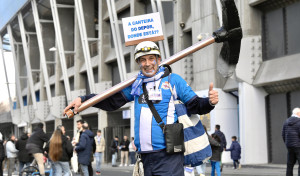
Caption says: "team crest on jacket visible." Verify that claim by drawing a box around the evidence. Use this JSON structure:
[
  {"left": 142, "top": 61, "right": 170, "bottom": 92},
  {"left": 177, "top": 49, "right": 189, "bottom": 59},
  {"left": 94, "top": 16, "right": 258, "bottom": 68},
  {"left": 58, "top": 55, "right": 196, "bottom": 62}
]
[{"left": 161, "top": 81, "right": 170, "bottom": 89}]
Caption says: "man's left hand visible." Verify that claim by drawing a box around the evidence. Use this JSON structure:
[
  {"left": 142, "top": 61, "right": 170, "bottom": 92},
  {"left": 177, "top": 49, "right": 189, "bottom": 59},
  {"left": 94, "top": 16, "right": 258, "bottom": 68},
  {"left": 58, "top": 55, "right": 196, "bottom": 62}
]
[{"left": 209, "top": 82, "right": 219, "bottom": 105}]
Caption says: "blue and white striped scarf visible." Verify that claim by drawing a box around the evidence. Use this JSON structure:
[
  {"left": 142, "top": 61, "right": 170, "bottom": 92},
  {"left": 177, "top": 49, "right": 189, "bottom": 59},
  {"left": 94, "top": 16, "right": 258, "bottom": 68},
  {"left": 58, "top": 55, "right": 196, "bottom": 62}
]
[{"left": 131, "top": 66, "right": 165, "bottom": 96}]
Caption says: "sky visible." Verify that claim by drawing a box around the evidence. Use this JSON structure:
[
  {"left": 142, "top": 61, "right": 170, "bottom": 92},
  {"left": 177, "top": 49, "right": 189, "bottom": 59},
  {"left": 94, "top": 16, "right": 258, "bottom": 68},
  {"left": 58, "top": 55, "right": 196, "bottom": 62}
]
[{"left": 0, "top": 51, "right": 16, "bottom": 103}]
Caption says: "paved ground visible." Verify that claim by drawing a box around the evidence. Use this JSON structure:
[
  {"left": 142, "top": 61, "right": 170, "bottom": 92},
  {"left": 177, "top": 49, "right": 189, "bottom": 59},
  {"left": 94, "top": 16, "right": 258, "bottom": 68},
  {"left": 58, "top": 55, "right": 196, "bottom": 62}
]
[{"left": 3, "top": 162, "right": 298, "bottom": 176}]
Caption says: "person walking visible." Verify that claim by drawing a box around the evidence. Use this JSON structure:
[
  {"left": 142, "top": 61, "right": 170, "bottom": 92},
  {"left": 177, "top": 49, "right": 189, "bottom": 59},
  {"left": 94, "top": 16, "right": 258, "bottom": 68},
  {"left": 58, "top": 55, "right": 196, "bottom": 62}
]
[
  {"left": 26, "top": 123, "right": 49, "bottom": 176},
  {"left": 75, "top": 124, "right": 94, "bottom": 176},
  {"left": 111, "top": 136, "right": 119, "bottom": 167},
  {"left": 94, "top": 130, "right": 105, "bottom": 175},
  {"left": 6, "top": 134, "right": 18, "bottom": 176},
  {"left": 213, "top": 124, "right": 226, "bottom": 171},
  {"left": 225, "top": 136, "right": 241, "bottom": 169},
  {"left": 282, "top": 107, "right": 300, "bottom": 176},
  {"left": 64, "top": 41, "right": 218, "bottom": 175},
  {"left": 129, "top": 137, "right": 136, "bottom": 166},
  {"left": 210, "top": 134, "right": 222, "bottom": 176},
  {"left": 0, "top": 132, "right": 5, "bottom": 176},
  {"left": 119, "top": 136, "right": 129, "bottom": 167},
  {"left": 46, "top": 128, "right": 73, "bottom": 176},
  {"left": 16, "top": 132, "right": 33, "bottom": 176}
]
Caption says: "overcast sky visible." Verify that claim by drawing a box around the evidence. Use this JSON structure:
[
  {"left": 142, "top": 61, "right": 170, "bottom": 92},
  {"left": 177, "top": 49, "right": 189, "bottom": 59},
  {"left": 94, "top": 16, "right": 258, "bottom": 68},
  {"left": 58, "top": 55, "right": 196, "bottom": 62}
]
[{"left": 0, "top": 51, "right": 16, "bottom": 104}]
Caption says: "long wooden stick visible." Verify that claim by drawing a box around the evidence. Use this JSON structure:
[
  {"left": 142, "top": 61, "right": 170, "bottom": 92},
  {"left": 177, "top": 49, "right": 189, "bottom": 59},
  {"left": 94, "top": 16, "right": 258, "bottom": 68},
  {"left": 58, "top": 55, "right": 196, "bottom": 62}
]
[{"left": 65, "top": 37, "right": 215, "bottom": 118}]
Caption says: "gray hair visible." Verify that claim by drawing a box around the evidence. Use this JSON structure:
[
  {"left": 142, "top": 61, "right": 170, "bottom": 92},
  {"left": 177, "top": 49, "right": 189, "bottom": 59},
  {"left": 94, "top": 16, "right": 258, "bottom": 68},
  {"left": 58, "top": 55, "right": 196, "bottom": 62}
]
[{"left": 292, "top": 108, "right": 300, "bottom": 116}]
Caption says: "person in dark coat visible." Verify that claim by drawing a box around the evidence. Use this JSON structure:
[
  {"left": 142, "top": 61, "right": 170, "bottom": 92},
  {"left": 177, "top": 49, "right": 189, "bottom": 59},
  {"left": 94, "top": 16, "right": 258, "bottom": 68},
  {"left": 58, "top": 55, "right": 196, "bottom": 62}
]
[
  {"left": 0, "top": 132, "right": 5, "bottom": 176},
  {"left": 16, "top": 132, "right": 33, "bottom": 176},
  {"left": 210, "top": 134, "right": 221, "bottom": 176},
  {"left": 26, "top": 123, "right": 49, "bottom": 176},
  {"left": 110, "top": 136, "right": 119, "bottom": 167},
  {"left": 119, "top": 135, "right": 130, "bottom": 167},
  {"left": 225, "top": 136, "right": 241, "bottom": 169},
  {"left": 213, "top": 124, "right": 227, "bottom": 171},
  {"left": 282, "top": 107, "right": 300, "bottom": 176},
  {"left": 75, "top": 124, "right": 94, "bottom": 176}
]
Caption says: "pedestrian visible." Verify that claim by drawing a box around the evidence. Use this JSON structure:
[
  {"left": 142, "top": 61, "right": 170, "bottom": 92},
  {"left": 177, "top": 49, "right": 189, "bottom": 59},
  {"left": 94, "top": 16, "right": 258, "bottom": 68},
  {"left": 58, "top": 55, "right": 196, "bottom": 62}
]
[
  {"left": 282, "top": 107, "right": 300, "bottom": 176},
  {"left": 111, "top": 136, "right": 119, "bottom": 167},
  {"left": 129, "top": 137, "right": 136, "bottom": 166},
  {"left": 64, "top": 41, "right": 218, "bottom": 175},
  {"left": 16, "top": 132, "right": 33, "bottom": 176},
  {"left": 195, "top": 125, "right": 210, "bottom": 176},
  {"left": 71, "top": 120, "right": 84, "bottom": 173},
  {"left": 0, "top": 132, "right": 5, "bottom": 176},
  {"left": 26, "top": 123, "right": 49, "bottom": 176},
  {"left": 94, "top": 130, "right": 105, "bottom": 175},
  {"left": 225, "top": 136, "right": 241, "bottom": 170},
  {"left": 46, "top": 128, "right": 73, "bottom": 176},
  {"left": 75, "top": 124, "right": 94, "bottom": 176},
  {"left": 119, "top": 135, "right": 129, "bottom": 167},
  {"left": 83, "top": 122, "right": 96, "bottom": 176},
  {"left": 213, "top": 124, "right": 226, "bottom": 171},
  {"left": 6, "top": 134, "right": 18, "bottom": 176},
  {"left": 210, "top": 134, "right": 222, "bottom": 176}
]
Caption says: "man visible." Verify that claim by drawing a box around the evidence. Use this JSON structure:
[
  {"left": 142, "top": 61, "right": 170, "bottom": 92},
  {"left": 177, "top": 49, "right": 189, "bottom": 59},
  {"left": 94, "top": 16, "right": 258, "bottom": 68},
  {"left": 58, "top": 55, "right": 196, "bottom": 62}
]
[
  {"left": 72, "top": 120, "right": 84, "bottom": 146},
  {"left": 75, "top": 124, "right": 94, "bottom": 176},
  {"left": 64, "top": 41, "right": 218, "bottom": 175},
  {"left": 94, "top": 130, "right": 105, "bottom": 175},
  {"left": 6, "top": 134, "right": 18, "bottom": 176},
  {"left": 282, "top": 107, "right": 300, "bottom": 176},
  {"left": 26, "top": 123, "right": 49, "bottom": 176},
  {"left": 16, "top": 132, "right": 33, "bottom": 176},
  {"left": 111, "top": 136, "right": 119, "bottom": 167},
  {"left": 213, "top": 124, "right": 227, "bottom": 171},
  {"left": 119, "top": 136, "right": 129, "bottom": 167}
]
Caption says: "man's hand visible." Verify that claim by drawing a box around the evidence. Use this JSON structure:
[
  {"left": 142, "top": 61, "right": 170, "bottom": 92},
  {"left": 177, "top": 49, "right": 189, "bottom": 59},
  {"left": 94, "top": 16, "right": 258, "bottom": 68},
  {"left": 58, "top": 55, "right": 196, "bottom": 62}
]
[
  {"left": 209, "top": 82, "right": 219, "bottom": 105},
  {"left": 63, "top": 97, "right": 82, "bottom": 116}
]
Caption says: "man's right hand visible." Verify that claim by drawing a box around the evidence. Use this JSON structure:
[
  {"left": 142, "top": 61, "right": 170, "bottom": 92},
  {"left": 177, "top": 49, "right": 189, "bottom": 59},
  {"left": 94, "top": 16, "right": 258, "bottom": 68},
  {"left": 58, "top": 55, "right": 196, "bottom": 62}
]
[{"left": 63, "top": 97, "right": 82, "bottom": 116}]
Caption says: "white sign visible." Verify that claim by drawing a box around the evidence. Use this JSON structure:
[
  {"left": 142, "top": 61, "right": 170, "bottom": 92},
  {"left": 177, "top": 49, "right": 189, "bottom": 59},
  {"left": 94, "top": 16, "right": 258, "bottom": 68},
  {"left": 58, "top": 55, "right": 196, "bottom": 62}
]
[
  {"left": 122, "top": 109, "right": 131, "bottom": 119},
  {"left": 122, "top": 12, "right": 164, "bottom": 46}
]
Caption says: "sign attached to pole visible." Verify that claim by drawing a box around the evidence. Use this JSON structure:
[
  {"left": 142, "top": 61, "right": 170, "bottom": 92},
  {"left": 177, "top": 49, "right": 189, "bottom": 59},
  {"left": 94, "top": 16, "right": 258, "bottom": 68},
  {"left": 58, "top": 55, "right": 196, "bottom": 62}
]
[{"left": 122, "top": 12, "right": 164, "bottom": 46}]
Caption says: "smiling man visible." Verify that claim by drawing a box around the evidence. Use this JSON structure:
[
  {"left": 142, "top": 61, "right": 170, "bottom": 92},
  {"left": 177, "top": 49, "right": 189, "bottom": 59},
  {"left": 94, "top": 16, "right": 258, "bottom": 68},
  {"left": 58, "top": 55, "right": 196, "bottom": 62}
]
[{"left": 64, "top": 41, "right": 218, "bottom": 176}]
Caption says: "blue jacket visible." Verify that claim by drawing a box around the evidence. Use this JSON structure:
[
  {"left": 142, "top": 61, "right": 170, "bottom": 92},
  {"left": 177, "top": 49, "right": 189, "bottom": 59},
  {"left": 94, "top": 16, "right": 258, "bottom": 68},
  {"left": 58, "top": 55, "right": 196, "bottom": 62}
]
[
  {"left": 81, "top": 71, "right": 214, "bottom": 153},
  {"left": 226, "top": 141, "right": 241, "bottom": 160},
  {"left": 75, "top": 130, "right": 94, "bottom": 165},
  {"left": 282, "top": 116, "right": 300, "bottom": 148},
  {"left": 214, "top": 130, "right": 227, "bottom": 150}
]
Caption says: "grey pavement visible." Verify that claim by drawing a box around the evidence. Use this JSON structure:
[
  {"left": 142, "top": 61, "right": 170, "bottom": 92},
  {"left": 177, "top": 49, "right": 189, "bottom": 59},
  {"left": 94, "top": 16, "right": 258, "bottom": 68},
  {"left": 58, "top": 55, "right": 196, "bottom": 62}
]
[{"left": 3, "top": 162, "right": 299, "bottom": 176}]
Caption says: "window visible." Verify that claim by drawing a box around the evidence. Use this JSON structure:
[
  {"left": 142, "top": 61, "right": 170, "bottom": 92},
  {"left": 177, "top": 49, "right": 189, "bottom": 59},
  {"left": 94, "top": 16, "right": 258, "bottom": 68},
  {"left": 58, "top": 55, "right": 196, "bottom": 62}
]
[{"left": 262, "top": 1, "right": 300, "bottom": 60}]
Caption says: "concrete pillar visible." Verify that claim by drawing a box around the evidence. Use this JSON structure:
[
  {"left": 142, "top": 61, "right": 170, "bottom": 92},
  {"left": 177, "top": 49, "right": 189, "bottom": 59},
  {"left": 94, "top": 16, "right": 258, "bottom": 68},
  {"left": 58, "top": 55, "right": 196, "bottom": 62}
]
[
  {"left": 55, "top": 118, "right": 62, "bottom": 128},
  {"left": 98, "top": 110, "right": 108, "bottom": 134},
  {"left": 74, "top": 13, "right": 85, "bottom": 90},
  {"left": 130, "top": 0, "right": 145, "bottom": 72},
  {"left": 191, "top": 0, "right": 225, "bottom": 90},
  {"left": 98, "top": 0, "right": 112, "bottom": 82},
  {"left": 197, "top": 88, "right": 239, "bottom": 163},
  {"left": 238, "top": 82, "right": 268, "bottom": 164}
]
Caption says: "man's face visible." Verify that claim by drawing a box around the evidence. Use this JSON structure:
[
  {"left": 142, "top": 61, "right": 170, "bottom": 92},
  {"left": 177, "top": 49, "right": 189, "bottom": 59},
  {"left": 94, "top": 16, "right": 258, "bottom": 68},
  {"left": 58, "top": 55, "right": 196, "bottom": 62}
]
[
  {"left": 61, "top": 126, "right": 66, "bottom": 135},
  {"left": 77, "top": 122, "right": 82, "bottom": 130},
  {"left": 124, "top": 136, "right": 128, "bottom": 141},
  {"left": 11, "top": 135, "right": 15, "bottom": 141},
  {"left": 97, "top": 132, "right": 101, "bottom": 137},
  {"left": 138, "top": 54, "right": 161, "bottom": 77}
]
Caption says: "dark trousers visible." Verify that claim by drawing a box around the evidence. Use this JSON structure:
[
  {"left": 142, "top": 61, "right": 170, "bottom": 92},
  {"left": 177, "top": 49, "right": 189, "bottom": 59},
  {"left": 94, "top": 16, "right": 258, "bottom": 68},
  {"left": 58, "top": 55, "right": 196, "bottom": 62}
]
[
  {"left": 0, "top": 158, "right": 3, "bottom": 176},
  {"left": 233, "top": 160, "right": 239, "bottom": 169},
  {"left": 129, "top": 152, "right": 136, "bottom": 164},
  {"left": 286, "top": 147, "right": 300, "bottom": 176},
  {"left": 88, "top": 163, "right": 93, "bottom": 176},
  {"left": 141, "top": 150, "right": 184, "bottom": 176}
]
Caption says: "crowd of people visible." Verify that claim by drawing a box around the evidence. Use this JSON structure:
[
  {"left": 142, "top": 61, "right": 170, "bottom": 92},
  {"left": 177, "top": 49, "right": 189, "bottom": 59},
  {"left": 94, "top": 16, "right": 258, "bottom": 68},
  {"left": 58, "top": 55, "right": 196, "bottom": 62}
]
[
  {"left": 0, "top": 123, "right": 242, "bottom": 176},
  {"left": 0, "top": 120, "right": 138, "bottom": 176}
]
